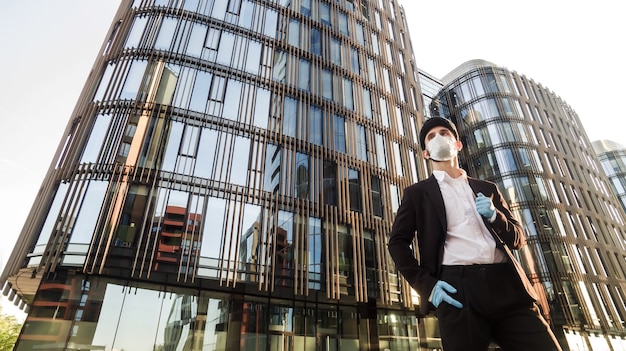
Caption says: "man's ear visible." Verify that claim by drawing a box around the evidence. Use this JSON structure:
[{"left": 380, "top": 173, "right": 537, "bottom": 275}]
[
  {"left": 422, "top": 149, "right": 430, "bottom": 159},
  {"left": 456, "top": 140, "right": 463, "bottom": 151}
]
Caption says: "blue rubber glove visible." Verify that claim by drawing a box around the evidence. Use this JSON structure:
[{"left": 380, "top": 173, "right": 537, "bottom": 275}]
[
  {"left": 430, "top": 280, "right": 463, "bottom": 308},
  {"left": 476, "top": 192, "right": 496, "bottom": 220}
]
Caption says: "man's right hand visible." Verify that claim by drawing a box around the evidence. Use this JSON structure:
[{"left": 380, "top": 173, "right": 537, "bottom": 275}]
[{"left": 430, "top": 280, "right": 463, "bottom": 308}]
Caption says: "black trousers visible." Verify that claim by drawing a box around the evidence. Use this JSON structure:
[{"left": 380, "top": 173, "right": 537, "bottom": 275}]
[{"left": 436, "top": 263, "right": 562, "bottom": 351}]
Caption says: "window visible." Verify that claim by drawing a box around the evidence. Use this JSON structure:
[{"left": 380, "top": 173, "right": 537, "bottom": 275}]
[
  {"left": 334, "top": 115, "right": 346, "bottom": 153},
  {"left": 348, "top": 168, "right": 361, "bottom": 212},
  {"left": 189, "top": 70, "right": 212, "bottom": 112},
  {"left": 253, "top": 88, "right": 270, "bottom": 128},
  {"left": 120, "top": 60, "right": 148, "bottom": 100},
  {"left": 350, "top": 46, "right": 360, "bottom": 74},
  {"left": 367, "top": 57, "right": 376, "bottom": 84},
  {"left": 382, "top": 68, "right": 391, "bottom": 93},
  {"left": 360, "top": 0, "right": 369, "bottom": 18},
  {"left": 337, "top": 224, "right": 353, "bottom": 278},
  {"left": 397, "top": 76, "right": 406, "bottom": 102},
  {"left": 371, "top": 176, "right": 383, "bottom": 217},
  {"left": 355, "top": 123, "right": 367, "bottom": 161},
  {"left": 343, "top": 77, "right": 353, "bottom": 110},
  {"left": 339, "top": 11, "right": 349, "bottom": 35},
  {"left": 363, "top": 230, "right": 378, "bottom": 297},
  {"left": 322, "top": 69, "right": 333, "bottom": 100},
  {"left": 70, "top": 181, "right": 108, "bottom": 245},
  {"left": 319, "top": 2, "right": 330, "bottom": 26},
  {"left": 194, "top": 128, "right": 218, "bottom": 178},
  {"left": 371, "top": 32, "right": 379, "bottom": 55},
  {"left": 308, "top": 217, "right": 323, "bottom": 289},
  {"left": 229, "top": 136, "right": 250, "bottom": 186},
  {"left": 207, "top": 75, "right": 226, "bottom": 114},
  {"left": 264, "top": 8, "right": 278, "bottom": 38},
  {"left": 114, "top": 185, "right": 151, "bottom": 247},
  {"left": 223, "top": 79, "right": 242, "bottom": 121},
  {"left": 186, "top": 23, "right": 207, "bottom": 58},
  {"left": 355, "top": 21, "right": 364, "bottom": 46},
  {"left": 310, "top": 105, "right": 322, "bottom": 145},
  {"left": 217, "top": 32, "right": 236, "bottom": 65},
  {"left": 301, "top": 0, "right": 311, "bottom": 16},
  {"left": 179, "top": 125, "right": 200, "bottom": 158},
  {"left": 273, "top": 50, "right": 287, "bottom": 82},
  {"left": 362, "top": 88, "right": 372, "bottom": 119},
  {"left": 331, "top": 37, "right": 341, "bottom": 66},
  {"left": 295, "top": 153, "right": 309, "bottom": 199},
  {"left": 155, "top": 17, "right": 177, "bottom": 50},
  {"left": 311, "top": 28, "right": 321, "bottom": 56},
  {"left": 118, "top": 142, "right": 131, "bottom": 158},
  {"left": 324, "top": 160, "right": 337, "bottom": 206},
  {"left": 283, "top": 97, "right": 297, "bottom": 137},
  {"left": 494, "top": 148, "right": 516, "bottom": 174},
  {"left": 379, "top": 97, "right": 389, "bottom": 128},
  {"left": 375, "top": 133, "right": 386, "bottom": 170},
  {"left": 244, "top": 39, "right": 262, "bottom": 74},
  {"left": 393, "top": 142, "right": 403, "bottom": 177},
  {"left": 274, "top": 210, "right": 297, "bottom": 283},
  {"left": 80, "top": 114, "right": 111, "bottom": 163},
  {"left": 263, "top": 144, "right": 281, "bottom": 193},
  {"left": 203, "top": 27, "right": 221, "bottom": 61},
  {"left": 394, "top": 106, "right": 404, "bottom": 136},
  {"left": 298, "top": 58, "right": 311, "bottom": 90},
  {"left": 385, "top": 42, "right": 393, "bottom": 64},
  {"left": 125, "top": 16, "right": 148, "bottom": 49},
  {"left": 288, "top": 18, "right": 300, "bottom": 47}
]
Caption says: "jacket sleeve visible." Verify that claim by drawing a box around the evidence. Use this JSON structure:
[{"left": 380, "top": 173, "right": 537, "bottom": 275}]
[
  {"left": 387, "top": 187, "right": 438, "bottom": 301},
  {"left": 488, "top": 183, "right": 526, "bottom": 250}
]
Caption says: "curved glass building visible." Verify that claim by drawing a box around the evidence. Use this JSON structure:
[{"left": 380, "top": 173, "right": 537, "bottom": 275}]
[
  {"left": 594, "top": 140, "right": 626, "bottom": 214},
  {"left": 432, "top": 60, "right": 626, "bottom": 350},
  {"left": 1, "top": 0, "right": 433, "bottom": 350}
]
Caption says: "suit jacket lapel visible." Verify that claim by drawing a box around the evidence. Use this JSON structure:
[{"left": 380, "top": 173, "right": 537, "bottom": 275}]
[
  {"left": 424, "top": 175, "right": 447, "bottom": 230},
  {"left": 467, "top": 178, "right": 484, "bottom": 197}
]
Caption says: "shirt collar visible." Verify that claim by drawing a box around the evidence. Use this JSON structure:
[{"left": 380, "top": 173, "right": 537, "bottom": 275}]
[{"left": 433, "top": 169, "right": 468, "bottom": 183}]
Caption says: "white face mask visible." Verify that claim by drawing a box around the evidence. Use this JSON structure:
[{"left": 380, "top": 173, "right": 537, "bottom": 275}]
[{"left": 426, "top": 134, "right": 458, "bottom": 161}]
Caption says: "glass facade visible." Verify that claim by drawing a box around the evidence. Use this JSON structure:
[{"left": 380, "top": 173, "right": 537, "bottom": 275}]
[
  {"left": 417, "top": 70, "right": 441, "bottom": 119},
  {"left": 431, "top": 60, "right": 626, "bottom": 350},
  {"left": 1, "top": 0, "right": 437, "bottom": 350},
  {"left": 594, "top": 140, "right": 626, "bottom": 214},
  {"left": 15, "top": 272, "right": 424, "bottom": 351}
]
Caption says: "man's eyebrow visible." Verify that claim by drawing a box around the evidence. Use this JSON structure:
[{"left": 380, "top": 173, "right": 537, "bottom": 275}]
[{"left": 427, "top": 129, "right": 445, "bottom": 137}]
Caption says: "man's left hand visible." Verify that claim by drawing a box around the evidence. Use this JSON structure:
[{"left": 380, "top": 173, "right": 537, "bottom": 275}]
[{"left": 476, "top": 192, "right": 496, "bottom": 220}]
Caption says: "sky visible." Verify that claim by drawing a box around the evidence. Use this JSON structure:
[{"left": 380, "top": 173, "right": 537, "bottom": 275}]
[{"left": 1, "top": 1, "right": 625, "bottom": 319}]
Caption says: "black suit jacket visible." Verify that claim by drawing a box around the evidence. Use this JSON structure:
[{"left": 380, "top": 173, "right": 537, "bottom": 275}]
[{"left": 388, "top": 174, "right": 537, "bottom": 315}]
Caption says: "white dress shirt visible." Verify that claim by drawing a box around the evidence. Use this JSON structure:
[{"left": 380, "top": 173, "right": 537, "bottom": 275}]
[{"left": 433, "top": 170, "right": 507, "bottom": 265}]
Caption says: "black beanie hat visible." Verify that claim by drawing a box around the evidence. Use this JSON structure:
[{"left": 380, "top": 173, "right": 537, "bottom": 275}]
[{"left": 418, "top": 117, "right": 459, "bottom": 150}]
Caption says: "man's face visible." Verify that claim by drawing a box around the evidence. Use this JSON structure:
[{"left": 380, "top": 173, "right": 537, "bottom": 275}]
[
  {"left": 424, "top": 126, "right": 456, "bottom": 148},
  {"left": 422, "top": 126, "right": 462, "bottom": 160}
]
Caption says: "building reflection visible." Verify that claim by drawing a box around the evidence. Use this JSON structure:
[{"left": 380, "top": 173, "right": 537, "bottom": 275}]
[{"left": 15, "top": 273, "right": 423, "bottom": 351}]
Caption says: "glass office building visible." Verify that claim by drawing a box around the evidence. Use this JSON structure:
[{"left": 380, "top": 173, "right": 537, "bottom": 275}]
[
  {"left": 431, "top": 60, "right": 626, "bottom": 350},
  {"left": 416, "top": 69, "right": 442, "bottom": 120},
  {"left": 1, "top": 0, "right": 435, "bottom": 350},
  {"left": 594, "top": 140, "right": 626, "bottom": 214}
]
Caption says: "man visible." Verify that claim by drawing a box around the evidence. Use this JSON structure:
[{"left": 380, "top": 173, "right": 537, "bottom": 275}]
[{"left": 388, "top": 117, "right": 561, "bottom": 350}]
